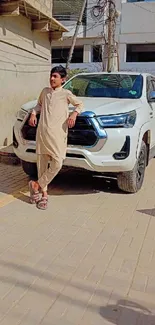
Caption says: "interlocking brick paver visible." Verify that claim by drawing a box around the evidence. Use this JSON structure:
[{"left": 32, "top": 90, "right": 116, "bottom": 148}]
[{"left": 1, "top": 161, "right": 155, "bottom": 324}]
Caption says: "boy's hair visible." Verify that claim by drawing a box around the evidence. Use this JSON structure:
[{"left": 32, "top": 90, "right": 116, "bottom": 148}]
[{"left": 50, "top": 65, "right": 67, "bottom": 78}]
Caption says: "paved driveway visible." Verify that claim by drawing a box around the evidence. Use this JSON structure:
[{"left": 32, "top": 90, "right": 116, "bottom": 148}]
[{"left": 0, "top": 161, "right": 155, "bottom": 324}]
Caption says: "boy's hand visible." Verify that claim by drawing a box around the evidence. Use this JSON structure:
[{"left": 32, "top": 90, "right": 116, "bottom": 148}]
[
  {"left": 68, "top": 111, "right": 78, "bottom": 128},
  {"left": 29, "top": 113, "right": 37, "bottom": 127}
]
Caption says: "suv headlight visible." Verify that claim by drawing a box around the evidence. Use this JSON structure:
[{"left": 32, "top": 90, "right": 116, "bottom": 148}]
[
  {"left": 17, "top": 109, "right": 27, "bottom": 121},
  {"left": 97, "top": 110, "right": 136, "bottom": 128}
]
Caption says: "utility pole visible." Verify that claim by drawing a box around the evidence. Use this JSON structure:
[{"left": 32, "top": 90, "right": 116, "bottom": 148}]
[
  {"left": 91, "top": 0, "right": 119, "bottom": 72},
  {"left": 66, "top": 0, "right": 87, "bottom": 71},
  {"left": 105, "top": 0, "right": 118, "bottom": 72},
  {"left": 107, "top": 1, "right": 113, "bottom": 71}
]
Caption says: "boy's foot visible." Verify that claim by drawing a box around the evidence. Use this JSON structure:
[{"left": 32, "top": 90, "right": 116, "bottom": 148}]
[
  {"left": 29, "top": 181, "right": 40, "bottom": 204},
  {"left": 37, "top": 196, "right": 48, "bottom": 210}
]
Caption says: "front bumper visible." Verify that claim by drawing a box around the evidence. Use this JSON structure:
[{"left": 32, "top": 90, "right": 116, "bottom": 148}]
[
  {"left": 13, "top": 119, "right": 140, "bottom": 173},
  {"left": 64, "top": 128, "right": 139, "bottom": 172}
]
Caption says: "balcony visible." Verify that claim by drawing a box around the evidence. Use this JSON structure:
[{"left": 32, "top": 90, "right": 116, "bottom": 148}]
[{"left": 53, "top": 0, "right": 86, "bottom": 37}]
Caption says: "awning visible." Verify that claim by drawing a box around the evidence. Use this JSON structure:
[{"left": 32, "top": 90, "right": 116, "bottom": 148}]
[{"left": 0, "top": 0, "right": 68, "bottom": 33}]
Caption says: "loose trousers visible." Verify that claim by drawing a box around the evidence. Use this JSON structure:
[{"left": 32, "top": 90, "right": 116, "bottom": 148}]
[{"left": 37, "top": 154, "right": 63, "bottom": 192}]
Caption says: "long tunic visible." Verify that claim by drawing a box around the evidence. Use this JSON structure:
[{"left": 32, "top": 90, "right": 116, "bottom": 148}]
[{"left": 32, "top": 87, "right": 83, "bottom": 160}]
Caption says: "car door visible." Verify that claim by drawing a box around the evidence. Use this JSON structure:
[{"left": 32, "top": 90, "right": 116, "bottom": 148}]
[{"left": 146, "top": 77, "right": 155, "bottom": 148}]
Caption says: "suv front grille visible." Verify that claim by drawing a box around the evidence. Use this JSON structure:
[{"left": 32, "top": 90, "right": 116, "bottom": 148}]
[
  {"left": 68, "top": 117, "right": 97, "bottom": 146},
  {"left": 22, "top": 114, "right": 40, "bottom": 141},
  {"left": 22, "top": 115, "right": 98, "bottom": 147}
]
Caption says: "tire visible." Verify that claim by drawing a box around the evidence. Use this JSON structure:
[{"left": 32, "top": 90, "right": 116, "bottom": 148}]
[
  {"left": 117, "top": 141, "right": 147, "bottom": 193},
  {"left": 21, "top": 160, "right": 37, "bottom": 178}
]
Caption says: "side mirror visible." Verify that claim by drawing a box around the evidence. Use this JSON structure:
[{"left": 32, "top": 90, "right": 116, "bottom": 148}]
[{"left": 149, "top": 90, "right": 155, "bottom": 102}]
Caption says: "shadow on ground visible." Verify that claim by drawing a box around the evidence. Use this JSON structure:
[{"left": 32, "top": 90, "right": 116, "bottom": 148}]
[
  {"left": 0, "top": 164, "right": 124, "bottom": 204},
  {"left": 0, "top": 260, "right": 154, "bottom": 324},
  {"left": 138, "top": 209, "right": 155, "bottom": 217},
  {"left": 100, "top": 299, "right": 155, "bottom": 324},
  {"left": 49, "top": 169, "right": 121, "bottom": 195}
]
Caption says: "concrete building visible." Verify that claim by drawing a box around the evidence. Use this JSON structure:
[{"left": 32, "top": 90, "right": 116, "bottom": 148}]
[
  {"left": 52, "top": 0, "right": 104, "bottom": 71},
  {"left": 0, "top": 0, "right": 152, "bottom": 148},
  {"left": 0, "top": 0, "right": 67, "bottom": 147},
  {"left": 119, "top": 0, "right": 155, "bottom": 75},
  {"left": 52, "top": 0, "right": 155, "bottom": 77}
]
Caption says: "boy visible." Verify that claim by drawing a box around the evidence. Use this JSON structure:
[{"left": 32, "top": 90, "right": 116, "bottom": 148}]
[{"left": 29, "top": 65, "right": 83, "bottom": 210}]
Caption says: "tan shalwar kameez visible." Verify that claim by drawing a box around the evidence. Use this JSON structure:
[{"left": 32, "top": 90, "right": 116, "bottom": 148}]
[{"left": 32, "top": 87, "right": 83, "bottom": 191}]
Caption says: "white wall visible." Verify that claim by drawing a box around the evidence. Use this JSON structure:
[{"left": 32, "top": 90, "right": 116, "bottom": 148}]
[
  {"left": 118, "top": 1, "right": 155, "bottom": 74},
  {"left": 121, "top": 2, "right": 155, "bottom": 35}
]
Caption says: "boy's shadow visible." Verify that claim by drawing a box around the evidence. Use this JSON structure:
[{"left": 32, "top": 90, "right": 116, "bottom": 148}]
[
  {"left": 48, "top": 168, "right": 120, "bottom": 196},
  {"left": 0, "top": 163, "right": 122, "bottom": 205},
  {"left": 21, "top": 169, "right": 120, "bottom": 203},
  {"left": 100, "top": 299, "right": 155, "bottom": 324}
]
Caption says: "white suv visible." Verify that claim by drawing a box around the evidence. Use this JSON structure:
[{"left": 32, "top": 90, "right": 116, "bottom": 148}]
[{"left": 13, "top": 72, "right": 155, "bottom": 193}]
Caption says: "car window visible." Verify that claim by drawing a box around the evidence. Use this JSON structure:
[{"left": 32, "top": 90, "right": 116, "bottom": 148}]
[
  {"left": 64, "top": 74, "right": 143, "bottom": 99},
  {"left": 152, "top": 79, "right": 155, "bottom": 91},
  {"left": 65, "top": 79, "right": 89, "bottom": 97},
  {"left": 146, "top": 77, "right": 153, "bottom": 101}
]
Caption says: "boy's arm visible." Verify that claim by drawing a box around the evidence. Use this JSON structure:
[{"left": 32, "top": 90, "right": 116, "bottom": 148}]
[
  {"left": 31, "top": 89, "right": 44, "bottom": 115},
  {"left": 67, "top": 90, "right": 84, "bottom": 128},
  {"left": 29, "top": 89, "right": 44, "bottom": 127},
  {"left": 67, "top": 90, "right": 83, "bottom": 114}
]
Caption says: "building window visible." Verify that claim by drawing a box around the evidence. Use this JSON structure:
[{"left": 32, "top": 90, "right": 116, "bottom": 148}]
[
  {"left": 127, "top": 44, "right": 155, "bottom": 62},
  {"left": 52, "top": 47, "right": 83, "bottom": 63},
  {"left": 92, "top": 45, "right": 102, "bottom": 62}
]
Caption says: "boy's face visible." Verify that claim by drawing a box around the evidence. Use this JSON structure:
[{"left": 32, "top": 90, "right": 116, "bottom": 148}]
[{"left": 50, "top": 72, "right": 66, "bottom": 89}]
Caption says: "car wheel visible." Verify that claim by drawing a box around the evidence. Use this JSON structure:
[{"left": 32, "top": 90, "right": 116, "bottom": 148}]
[
  {"left": 21, "top": 160, "right": 37, "bottom": 178},
  {"left": 117, "top": 141, "right": 147, "bottom": 193}
]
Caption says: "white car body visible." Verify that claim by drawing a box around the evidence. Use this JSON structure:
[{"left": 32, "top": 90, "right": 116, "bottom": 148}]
[{"left": 13, "top": 72, "right": 155, "bottom": 192}]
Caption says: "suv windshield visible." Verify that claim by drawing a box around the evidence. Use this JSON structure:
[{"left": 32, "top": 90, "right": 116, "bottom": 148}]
[{"left": 64, "top": 74, "right": 143, "bottom": 99}]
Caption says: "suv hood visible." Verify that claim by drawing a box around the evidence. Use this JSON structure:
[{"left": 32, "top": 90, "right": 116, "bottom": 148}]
[
  {"left": 69, "top": 97, "right": 142, "bottom": 115},
  {"left": 21, "top": 100, "right": 37, "bottom": 111},
  {"left": 21, "top": 97, "right": 141, "bottom": 116}
]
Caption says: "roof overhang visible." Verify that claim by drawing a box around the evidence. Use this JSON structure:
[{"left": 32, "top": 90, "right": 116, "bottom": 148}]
[{"left": 0, "top": 1, "right": 68, "bottom": 38}]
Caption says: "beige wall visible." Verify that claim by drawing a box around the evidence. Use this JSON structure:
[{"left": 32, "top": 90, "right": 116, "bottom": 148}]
[
  {"left": 26, "top": 0, "right": 53, "bottom": 18},
  {"left": 0, "top": 14, "right": 51, "bottom": 146}
]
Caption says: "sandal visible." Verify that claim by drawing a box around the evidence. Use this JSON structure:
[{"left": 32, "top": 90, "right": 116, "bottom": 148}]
[
  {"left": 29, "top": 181, "right": 40, "bottom": 204},
  {"left": 37, "top": 196, "right": 48, "bottom": 210}
]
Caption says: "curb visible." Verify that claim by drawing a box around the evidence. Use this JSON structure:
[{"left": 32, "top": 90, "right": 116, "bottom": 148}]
[{"left": 0, "top": 145, "right": 20, "bottom": 165}]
